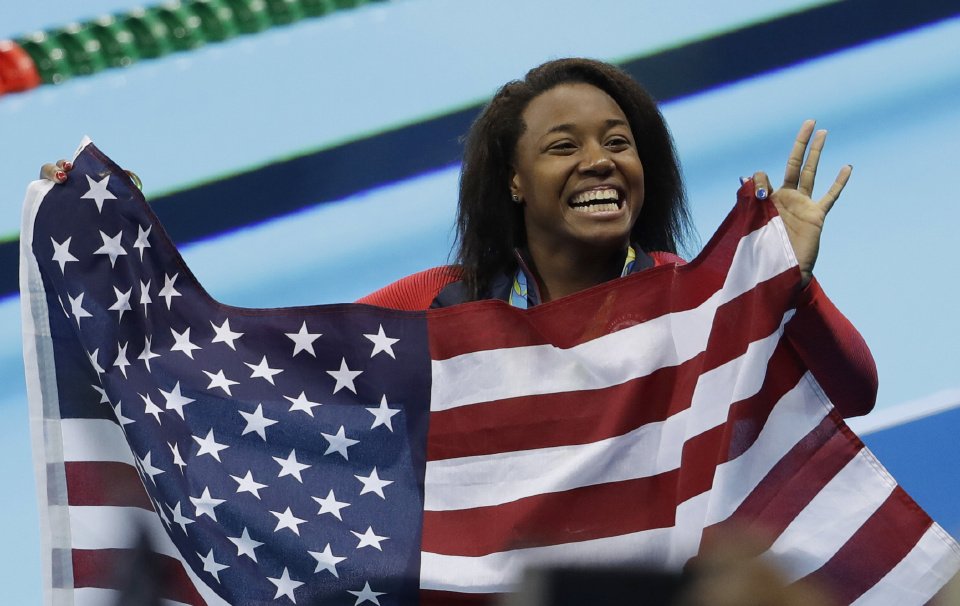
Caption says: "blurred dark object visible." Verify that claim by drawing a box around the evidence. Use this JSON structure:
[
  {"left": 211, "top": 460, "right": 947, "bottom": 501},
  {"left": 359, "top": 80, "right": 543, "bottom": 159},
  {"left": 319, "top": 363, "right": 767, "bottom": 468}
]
[
  {"left": 502, "top": 566, "right": 687, "bottom": 606},
  {"left": 111, "top": 527, "right": 165, "bottom": 606}
]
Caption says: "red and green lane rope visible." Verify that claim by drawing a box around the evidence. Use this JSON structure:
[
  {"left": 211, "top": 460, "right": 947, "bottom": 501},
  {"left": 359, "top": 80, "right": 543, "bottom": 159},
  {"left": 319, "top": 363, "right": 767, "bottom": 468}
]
[{"left": 0, "top": 0, "right": 384, "bottom": 95}]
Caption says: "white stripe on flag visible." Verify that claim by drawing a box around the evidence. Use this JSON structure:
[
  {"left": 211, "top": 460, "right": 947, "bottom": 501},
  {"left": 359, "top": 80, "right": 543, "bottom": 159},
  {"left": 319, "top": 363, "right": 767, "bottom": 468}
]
[
  {"left": 424, "top": 316, "right": 791, "bottom": 512},
  {"left": 704, "top": 373, "right": 831, "bottom": 526},
  {"left": 69, "top": 505, "right": 179, "bottom": 557},
  {"left": 420, "top": 375, "right": 831, "bottom": 592},
  {"left": 62, "top": 418, "right": 135, "bottom": 464},
  {"left": 763, "top": 449, "right": 895, "bottom": 582},
  {"left": 421, "top": 525, "right": 677, "bottom": 593},
  {"left": 851, "top": 524, "right": 960, "bottom": 606},
  {"left": 431, "top": 218, "right": 794, "bottom": 411},
  {"left": 73, "top": 588, "right": 192, "bottom": 606}
]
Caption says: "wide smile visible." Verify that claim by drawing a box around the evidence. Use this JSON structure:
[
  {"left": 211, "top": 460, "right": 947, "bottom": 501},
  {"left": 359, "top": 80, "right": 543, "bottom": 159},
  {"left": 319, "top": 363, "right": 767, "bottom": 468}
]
[{"left": 567, "top": 187, "right": 625, "bottom": 215}]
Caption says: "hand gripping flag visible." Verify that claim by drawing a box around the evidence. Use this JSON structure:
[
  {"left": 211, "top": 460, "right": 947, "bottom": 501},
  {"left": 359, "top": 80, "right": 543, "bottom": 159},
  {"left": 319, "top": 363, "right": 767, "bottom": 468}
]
[{"left": 21, "top": 140, "right": 960, "bottom": 605}]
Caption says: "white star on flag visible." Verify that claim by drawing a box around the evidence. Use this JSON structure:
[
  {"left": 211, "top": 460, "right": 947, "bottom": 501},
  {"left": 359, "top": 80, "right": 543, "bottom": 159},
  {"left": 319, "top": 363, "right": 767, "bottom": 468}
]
[
  {"left": 160, "top": 381, "right": 194, "bottom": 418},
  {"left": 355, "top": 467, "right": 393, "bottom": 499},
  {"left": 50, "top": 236, "right": 78, "bottom": 273},
  {"left": 139, "top": 279, "right": 152, "bottom": 315},
  {"left": 239, "top": 403, "right": 278, "bottom": 440},
  {"left": 313, "top": 489, "right": 350, "bottom": 520},
  {"left": 321, "top": 425, "right": 359, "bottom": 460},
  {"left": 112, "top": 401, "right": 134, "bottom": 427},
  {"left": 363, "top": 324, "right": 399, "bottom": 359},
  {"left": 267, "top": 568, "right": 304, "bottom": 603},
  {"left": 245, "top": 355, "right": 283, "bottom": 385},
  {"left": 366, "top": 395, "right": 400, "bottom": 431},
  {"left": 92, "top": 384, "right": 109, "bottom": 404},
  {"left": 327, "top": 357, "right": 362, "bottom": 394},
  {"left": 108, "top": 286, "right": 132, "bottom": 322},
  {"left": 197, "top": 549, "right": 229, "bottom": 583},
  {"left": 133, "top": 224, "right": 151, "bottom": 260},
  {"left": 285, "top": 321, "right": 322, "bottom": 357},
  {"left": 113, "top": 342, "right": 131, "bottom": 378},
  {"left": 228, "top": 527, "right": 263, "bottom": 562},
  {"left": 190, "top": 486, "right": 226, "bottom": 521},
  {"left": 69, "top": 292, "right": 92, "bottom": 327},
  {"left": 210, "top": 318, "right": 243, "bottom": 350},
  {"left": 139, "top": 391, "right": 163, "bottom": 423},
  {"left": 193, "top": 428, "right": 229, "bottom": 462},
  {"left": 168, "top": 441, "right": 186, "bottom": 472},
  {"left": 137, "top": 451, "right": 164, "bottom": 484},
  {"left": 284, "top": 391, "right": 322, "bottom": 416},
  {"left": 309, "top": 543, "right": 346, "bottom": 577},
  {"left": 80, "top": 174, "right": 117, "bottom": 212},
  {"left": 93, "top": 230, "right": 127, "bottom": 268},
  {"left": 170, "top": 501, "right": 194, "bottom": 533},
  {"left": 87, "top": 348, "right": 105, "bottom": 376},
  {"left": 158, "top": 273, "right": 181, "bottom": 309},
  {"left": 351, "top": 526, "right": 388, "bottom": 551},
  {"left": 137, "top": 336, "right": 161, "bottom": 372},
  {"left": 170, "top": 326, "right": 201, "bottom": 359},
  {"left": 271, "top": 507, "right": 307, "bottom": 536},
  {"left": 273, "top": 449, "right": 311, "bottom": 482},
  {"left": 348, "top": 581, "right": 385, "bottom": 605},
  {"left": 203, "top": 369, "right": 239, "bottom": 396},
  {"left": 231, "top": 470, "right": 269, "bottom": 499}
]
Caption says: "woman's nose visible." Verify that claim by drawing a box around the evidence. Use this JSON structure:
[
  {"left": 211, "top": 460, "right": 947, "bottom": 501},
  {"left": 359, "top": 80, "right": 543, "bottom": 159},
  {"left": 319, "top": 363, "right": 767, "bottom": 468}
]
[{"left": 579, "top": 148, "right": 614, "bottom": 175}]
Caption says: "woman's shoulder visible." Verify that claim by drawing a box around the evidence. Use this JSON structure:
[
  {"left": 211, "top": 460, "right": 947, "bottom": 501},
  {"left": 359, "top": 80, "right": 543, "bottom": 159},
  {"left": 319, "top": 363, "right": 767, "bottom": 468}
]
[
  {"left": 650, "top": 250, "right": 687, "bottom": 266},
  {"left": 355, "top": 266, "right": 463, "bottom": 311}
]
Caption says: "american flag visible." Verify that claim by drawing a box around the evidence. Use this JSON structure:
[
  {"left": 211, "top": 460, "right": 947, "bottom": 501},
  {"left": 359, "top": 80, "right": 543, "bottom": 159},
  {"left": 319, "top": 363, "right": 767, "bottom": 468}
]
[{"left": 21, "top": 140, "right": 959, "bottom": 605}]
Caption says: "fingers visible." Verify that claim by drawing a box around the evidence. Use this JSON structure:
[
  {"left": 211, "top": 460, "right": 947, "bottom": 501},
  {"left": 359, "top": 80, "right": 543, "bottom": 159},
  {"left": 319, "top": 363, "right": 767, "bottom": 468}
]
[
  {"left": 798, "top": 129, "right": 827, "bottom": 197},
  {"left": 819, "top": 164, "right": 852, "bottom": 216},
  {"left": 783, "top": 119, "right": 816, "bottom": 189},
  {"left": 751, "top": 171, "right": 772, "bottom": 200},
  {"left": 40, "top": 159, "right": 73, "bottom": 183}
]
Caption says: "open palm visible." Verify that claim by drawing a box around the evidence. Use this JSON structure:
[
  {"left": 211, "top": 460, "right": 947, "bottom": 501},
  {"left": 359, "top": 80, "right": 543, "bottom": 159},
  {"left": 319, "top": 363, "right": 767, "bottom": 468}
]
[{"left": 753, "top": 120, "right": 852, "bottom": 287}]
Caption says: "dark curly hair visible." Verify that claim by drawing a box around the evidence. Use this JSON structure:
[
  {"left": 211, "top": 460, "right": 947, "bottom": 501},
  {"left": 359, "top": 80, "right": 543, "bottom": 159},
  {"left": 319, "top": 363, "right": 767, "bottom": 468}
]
[{"left": 455, "top": 57, "right": 694, "bottom": 300}]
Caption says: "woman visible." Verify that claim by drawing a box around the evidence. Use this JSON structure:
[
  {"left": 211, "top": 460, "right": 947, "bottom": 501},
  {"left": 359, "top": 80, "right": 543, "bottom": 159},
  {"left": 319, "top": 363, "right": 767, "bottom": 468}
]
[{"left": 42, "top": 57, "right": 876, "bottom": 416}]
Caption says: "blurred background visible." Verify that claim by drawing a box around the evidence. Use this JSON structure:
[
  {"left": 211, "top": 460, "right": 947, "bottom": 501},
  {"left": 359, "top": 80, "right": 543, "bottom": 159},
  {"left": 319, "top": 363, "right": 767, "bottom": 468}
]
[{"left": 2, "top": 0, "right": 959, "bottom": 600}]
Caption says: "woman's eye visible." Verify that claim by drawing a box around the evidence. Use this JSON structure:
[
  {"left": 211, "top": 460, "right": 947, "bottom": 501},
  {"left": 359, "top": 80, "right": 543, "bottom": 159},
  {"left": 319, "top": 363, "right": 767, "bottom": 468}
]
[
  {"left": 550, "top": 142, "right": 576, "bottom": 152},
  {"left": 606, "top": 137, "right": 630, "bottom": 148}
]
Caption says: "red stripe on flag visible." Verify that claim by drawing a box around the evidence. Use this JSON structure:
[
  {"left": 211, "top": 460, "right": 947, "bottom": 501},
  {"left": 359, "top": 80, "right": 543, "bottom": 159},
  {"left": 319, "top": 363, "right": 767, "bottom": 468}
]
[
  {"left": 420, "top": 588, "right": 497, "bottom": 605},
  {"left": 65, "top": 461, "right": 154, "bottom": 509},
  {"left": 422, "top": 471, "right": 681, "bottom": 556},
  {"left": 72, "top": 548, "right": 206, "bottom": 605},
  {"left": 702, "top": 410, "right": 855, "bottom": 547},
  {"left": 427, "top": 357, "right": 700, "bottom": 460},
  {"left": 801, "top": 486, "right": 933, "bottom": 603},
  {"left": 427, "top": 191, "right": 777, "bottom": 360},
  {"left": 428, "top": 271, "right": 799, "bottom": 461}
]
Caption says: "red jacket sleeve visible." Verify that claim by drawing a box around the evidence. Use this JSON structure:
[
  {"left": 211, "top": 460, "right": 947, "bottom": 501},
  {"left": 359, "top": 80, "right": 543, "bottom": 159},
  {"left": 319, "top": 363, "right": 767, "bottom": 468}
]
[
  {"left": 782, "top": 277, "right": 878, "bottom": 418},
  {"left": 355, "top": 266, "right": 460, "bottom": 311},
  {"left": 653, "top": 253, "right": 877, "bottom": 418}
]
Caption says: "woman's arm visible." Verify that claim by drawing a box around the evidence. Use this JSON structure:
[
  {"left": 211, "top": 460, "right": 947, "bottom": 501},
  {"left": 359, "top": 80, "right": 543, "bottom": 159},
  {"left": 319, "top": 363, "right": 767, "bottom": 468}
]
[
  {"left": 785, "top": 278, "right": 878, "bottom": 417},
  {"left": 745, "top": 121, "right": 876, "bottom": 417}
]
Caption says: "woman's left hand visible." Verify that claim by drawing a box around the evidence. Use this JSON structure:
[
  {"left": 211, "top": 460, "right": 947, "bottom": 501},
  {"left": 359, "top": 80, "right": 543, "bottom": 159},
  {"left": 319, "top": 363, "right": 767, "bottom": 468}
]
[{"left": 750, "top": 120, "right": 852, "bottom": 287}]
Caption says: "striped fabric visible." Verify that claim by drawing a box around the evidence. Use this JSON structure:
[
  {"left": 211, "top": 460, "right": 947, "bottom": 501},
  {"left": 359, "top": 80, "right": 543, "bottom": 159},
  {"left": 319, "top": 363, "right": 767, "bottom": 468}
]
[{"left": 21, "top": 140, "right": 959, "bottom": 605}]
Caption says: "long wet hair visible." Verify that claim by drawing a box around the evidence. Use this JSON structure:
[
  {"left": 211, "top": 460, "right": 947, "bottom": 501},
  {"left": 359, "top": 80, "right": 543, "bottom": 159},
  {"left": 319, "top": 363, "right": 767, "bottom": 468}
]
[{"left": 455, "top": 58, "right": 694, "bottom": 300}]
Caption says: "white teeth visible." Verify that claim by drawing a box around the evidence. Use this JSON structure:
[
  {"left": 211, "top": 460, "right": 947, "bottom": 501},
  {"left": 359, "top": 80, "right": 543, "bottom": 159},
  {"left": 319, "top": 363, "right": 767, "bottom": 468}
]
[
  {"left": 571, "top": 202, "right": 619, "bottom": 213},
  {"left": 571, "top": 188, "right": 619, "bottom": 206}
]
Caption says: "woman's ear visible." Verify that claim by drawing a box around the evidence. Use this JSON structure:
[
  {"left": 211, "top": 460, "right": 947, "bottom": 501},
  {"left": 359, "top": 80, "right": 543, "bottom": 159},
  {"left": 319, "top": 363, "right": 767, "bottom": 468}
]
[{"left": 510, "top": 172, "right": 523, "bottom": 204}]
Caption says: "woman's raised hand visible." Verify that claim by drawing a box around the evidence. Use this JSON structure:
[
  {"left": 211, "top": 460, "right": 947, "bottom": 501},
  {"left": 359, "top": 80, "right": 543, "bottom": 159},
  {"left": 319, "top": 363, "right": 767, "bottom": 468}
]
[
  {"left": 39, "top": 159, "right": 73, "bottom": 183},
  {"left": 750, "top": 120, "right": 852, "bottom": 287}
]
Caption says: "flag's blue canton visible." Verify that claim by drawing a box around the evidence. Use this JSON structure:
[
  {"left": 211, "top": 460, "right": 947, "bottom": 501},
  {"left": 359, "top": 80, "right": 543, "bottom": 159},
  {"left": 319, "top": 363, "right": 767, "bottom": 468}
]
[{"left": 37, "top": 146, "right": 431, "bottom": 605}]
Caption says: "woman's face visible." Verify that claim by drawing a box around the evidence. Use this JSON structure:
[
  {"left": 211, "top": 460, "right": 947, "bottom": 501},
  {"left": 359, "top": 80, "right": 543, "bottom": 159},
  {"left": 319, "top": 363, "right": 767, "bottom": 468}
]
[{"left": 510, "top": 82, "right": 645, "bottom": 259}]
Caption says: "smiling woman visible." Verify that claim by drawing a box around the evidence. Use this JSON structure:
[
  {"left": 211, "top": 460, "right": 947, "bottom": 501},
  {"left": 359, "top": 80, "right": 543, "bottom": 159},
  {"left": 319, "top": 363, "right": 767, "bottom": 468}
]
[
  {"left": 509, "top": 83, "right": 647, "bottom": 302},
  {"left": 356, "top": 57, "right": 876, "bottom": 420}
]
